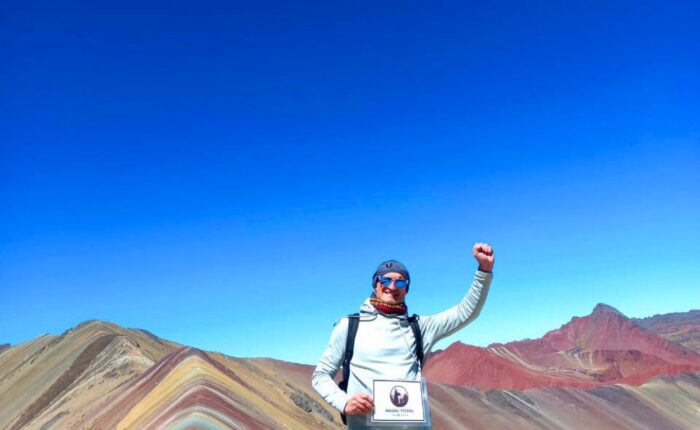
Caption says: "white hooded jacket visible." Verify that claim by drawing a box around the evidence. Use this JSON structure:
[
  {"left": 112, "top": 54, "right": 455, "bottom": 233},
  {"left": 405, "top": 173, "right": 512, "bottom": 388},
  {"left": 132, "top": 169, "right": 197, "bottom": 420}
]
[{"left": 312, "top": 270, "right": 493, "bottom": 429}]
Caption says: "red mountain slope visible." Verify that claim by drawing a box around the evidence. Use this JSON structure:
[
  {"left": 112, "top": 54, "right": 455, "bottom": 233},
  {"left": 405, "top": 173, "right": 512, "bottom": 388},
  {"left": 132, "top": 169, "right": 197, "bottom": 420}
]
[{"left": 423, "top": 304, "right": 700, "bottom": 390}]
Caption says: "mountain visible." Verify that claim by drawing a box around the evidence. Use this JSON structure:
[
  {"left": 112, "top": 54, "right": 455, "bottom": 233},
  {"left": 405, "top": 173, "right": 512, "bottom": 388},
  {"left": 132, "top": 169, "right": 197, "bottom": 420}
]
[
  {"left": 1, "top": 306, "right": 699, "bottom": 429},
  {"left": 0, "top": 321, "right": 336, "bottom": 430},
  {"left": 87, "top": 348, "right": 315, "bottom": 429},
  {"left": 423, "top": 304, "right": 700, "bottom": 391},
  {"left": 0, "top": 320, "right": 180, "bottom": 430},
  {"left": 633, "top": 310, "right": 700, "bottom": 353}
]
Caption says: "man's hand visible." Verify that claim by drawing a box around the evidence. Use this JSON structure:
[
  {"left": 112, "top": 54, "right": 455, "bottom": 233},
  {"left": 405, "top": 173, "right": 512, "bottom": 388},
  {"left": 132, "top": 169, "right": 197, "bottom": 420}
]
[
  {"left": 473, "top": 242, "right": 495, "bottom": 273},
  {"left": 344, "top": 393, "right": 374, "bottom": 415}
]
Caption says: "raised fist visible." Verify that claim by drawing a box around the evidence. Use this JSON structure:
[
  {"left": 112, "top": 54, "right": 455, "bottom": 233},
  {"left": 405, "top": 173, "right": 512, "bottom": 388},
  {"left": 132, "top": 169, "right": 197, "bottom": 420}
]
[{"left": 473, "top": 242, "right": 495, "bottom": 273}]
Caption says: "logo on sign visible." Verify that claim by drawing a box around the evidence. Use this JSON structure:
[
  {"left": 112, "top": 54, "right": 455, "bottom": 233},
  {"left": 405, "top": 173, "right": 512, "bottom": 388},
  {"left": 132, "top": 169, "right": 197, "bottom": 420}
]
[{"left": 389, "top": 386, "right": 409, "bottom": 407}]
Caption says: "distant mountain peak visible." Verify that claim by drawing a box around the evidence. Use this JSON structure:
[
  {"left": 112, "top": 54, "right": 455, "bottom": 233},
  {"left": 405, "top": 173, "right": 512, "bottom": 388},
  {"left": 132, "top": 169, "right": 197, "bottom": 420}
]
[
  {"left": 592, "top": 303, "right": 626, "bottom": 318},
  {"left": 61, "top": 319, "right": 120, "bottom": 337}
]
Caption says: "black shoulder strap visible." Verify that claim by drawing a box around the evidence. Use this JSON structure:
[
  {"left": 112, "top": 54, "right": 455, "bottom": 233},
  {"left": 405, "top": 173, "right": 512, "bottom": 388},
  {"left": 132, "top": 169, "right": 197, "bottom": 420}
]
[
  {"left": 339, "top": 313, "right": 359, "bottom": 425},
  {"left": 408, "top": 314, "right": 424, "bottom": 367},
  {"left": 339, "top": 313, "right": 359, "bottom": 392}
]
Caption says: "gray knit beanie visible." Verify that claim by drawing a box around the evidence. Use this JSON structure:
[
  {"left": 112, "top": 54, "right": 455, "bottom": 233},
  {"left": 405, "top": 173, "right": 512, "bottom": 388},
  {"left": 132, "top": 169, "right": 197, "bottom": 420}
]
[{"left": 372, "top": 260, "right": 411, "bottom": 292}]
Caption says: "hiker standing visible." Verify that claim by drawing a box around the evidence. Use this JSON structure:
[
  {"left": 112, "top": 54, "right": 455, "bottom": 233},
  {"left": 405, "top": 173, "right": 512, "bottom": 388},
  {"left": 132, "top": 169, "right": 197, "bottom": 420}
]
[{"left": 312, "top": 243, "right": 494, "bottom": 429}]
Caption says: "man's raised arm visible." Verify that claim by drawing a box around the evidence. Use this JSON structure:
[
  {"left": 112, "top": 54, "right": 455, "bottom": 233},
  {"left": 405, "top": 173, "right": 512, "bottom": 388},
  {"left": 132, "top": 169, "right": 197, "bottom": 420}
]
[{"left": 418, "top": 243, "right": 495, "bottom": 355}]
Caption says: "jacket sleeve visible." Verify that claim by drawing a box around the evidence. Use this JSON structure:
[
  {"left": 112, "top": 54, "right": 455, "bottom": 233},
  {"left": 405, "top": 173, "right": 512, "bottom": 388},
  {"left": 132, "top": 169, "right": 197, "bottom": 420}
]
[
  {"left": 311, "top": 317, "right": 350, "bottom": 412},
  {"left": 419, "top": 270, "right": 493, "bottom": 355}
]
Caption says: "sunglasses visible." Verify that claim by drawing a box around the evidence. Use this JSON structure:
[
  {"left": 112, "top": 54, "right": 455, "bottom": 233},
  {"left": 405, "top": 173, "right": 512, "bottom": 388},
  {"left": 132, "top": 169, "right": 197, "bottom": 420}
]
[{"left": 378, "top": 276, "right": 409, "bottom": 289}]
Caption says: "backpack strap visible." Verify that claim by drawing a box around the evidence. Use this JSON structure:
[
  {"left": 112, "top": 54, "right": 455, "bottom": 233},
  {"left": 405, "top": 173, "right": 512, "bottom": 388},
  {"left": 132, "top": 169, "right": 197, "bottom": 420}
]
[
  {"left": 338, "top": 313, "right": 359, "bottom": 425},
  {"left": 408, "top": 314, "right": 424, "bottom": 367},
  {"left": 337, "top": 313, "right": 424, "bottom": 426}
]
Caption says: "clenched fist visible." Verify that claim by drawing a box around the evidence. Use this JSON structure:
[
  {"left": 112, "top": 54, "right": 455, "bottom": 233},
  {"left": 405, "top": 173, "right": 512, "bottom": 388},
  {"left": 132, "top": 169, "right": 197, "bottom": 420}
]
[
  {"left": 344, "top": 392, "right": 374, "bottom": 415},
  {"left": 473, "top": 242, "right": 495, "bottom": 273}
]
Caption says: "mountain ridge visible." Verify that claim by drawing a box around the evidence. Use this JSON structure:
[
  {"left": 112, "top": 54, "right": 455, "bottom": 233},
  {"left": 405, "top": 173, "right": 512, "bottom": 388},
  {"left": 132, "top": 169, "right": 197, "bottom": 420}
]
[
  {"left": 2, "top": 304, "right": 699, "bottom": 429},
  {"left": 423, "top": 304, "right": 700, "bottom": 391}
]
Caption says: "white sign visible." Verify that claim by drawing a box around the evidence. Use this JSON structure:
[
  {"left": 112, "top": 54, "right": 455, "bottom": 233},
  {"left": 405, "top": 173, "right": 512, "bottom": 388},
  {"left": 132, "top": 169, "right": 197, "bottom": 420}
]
[{"left": 370, "top": 379, "right": 426, "bottom": 425}]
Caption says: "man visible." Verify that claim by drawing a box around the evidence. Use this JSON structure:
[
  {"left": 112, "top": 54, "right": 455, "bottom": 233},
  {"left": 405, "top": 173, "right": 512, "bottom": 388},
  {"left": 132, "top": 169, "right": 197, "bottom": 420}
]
[{"left": 312, "top": 243, "right": 494, "bottom": 429}]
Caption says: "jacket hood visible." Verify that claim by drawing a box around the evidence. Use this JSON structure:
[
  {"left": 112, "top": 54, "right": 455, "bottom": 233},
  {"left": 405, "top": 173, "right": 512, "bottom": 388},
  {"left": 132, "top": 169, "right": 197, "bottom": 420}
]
[{"left": 360, "top": 298, "right": 377, "bottom": 315}]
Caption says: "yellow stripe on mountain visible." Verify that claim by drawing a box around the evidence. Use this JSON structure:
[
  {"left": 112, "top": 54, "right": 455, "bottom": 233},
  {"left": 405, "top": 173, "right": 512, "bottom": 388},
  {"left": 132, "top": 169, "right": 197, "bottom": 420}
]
[{"left": 115, "top": 354, "right": 312, "bottom": 430}]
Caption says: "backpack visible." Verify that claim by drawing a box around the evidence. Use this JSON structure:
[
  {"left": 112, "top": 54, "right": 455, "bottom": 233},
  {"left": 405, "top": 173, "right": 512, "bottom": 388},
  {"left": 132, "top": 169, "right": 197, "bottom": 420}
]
[{"left": 337, "top": 313, "right": 424, "bottom": 425}]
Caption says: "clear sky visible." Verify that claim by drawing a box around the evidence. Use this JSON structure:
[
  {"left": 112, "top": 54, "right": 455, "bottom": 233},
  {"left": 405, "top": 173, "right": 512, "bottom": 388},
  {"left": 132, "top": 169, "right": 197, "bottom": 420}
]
[{"left": 1, "top": 1, "right": 699, "bottom": 365}]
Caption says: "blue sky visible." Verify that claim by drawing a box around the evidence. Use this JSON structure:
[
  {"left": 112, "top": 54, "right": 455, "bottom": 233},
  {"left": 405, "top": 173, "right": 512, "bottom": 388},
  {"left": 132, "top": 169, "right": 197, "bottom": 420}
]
[{"left": 1, "top": 1, "right": 698, "bottom": 364}]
